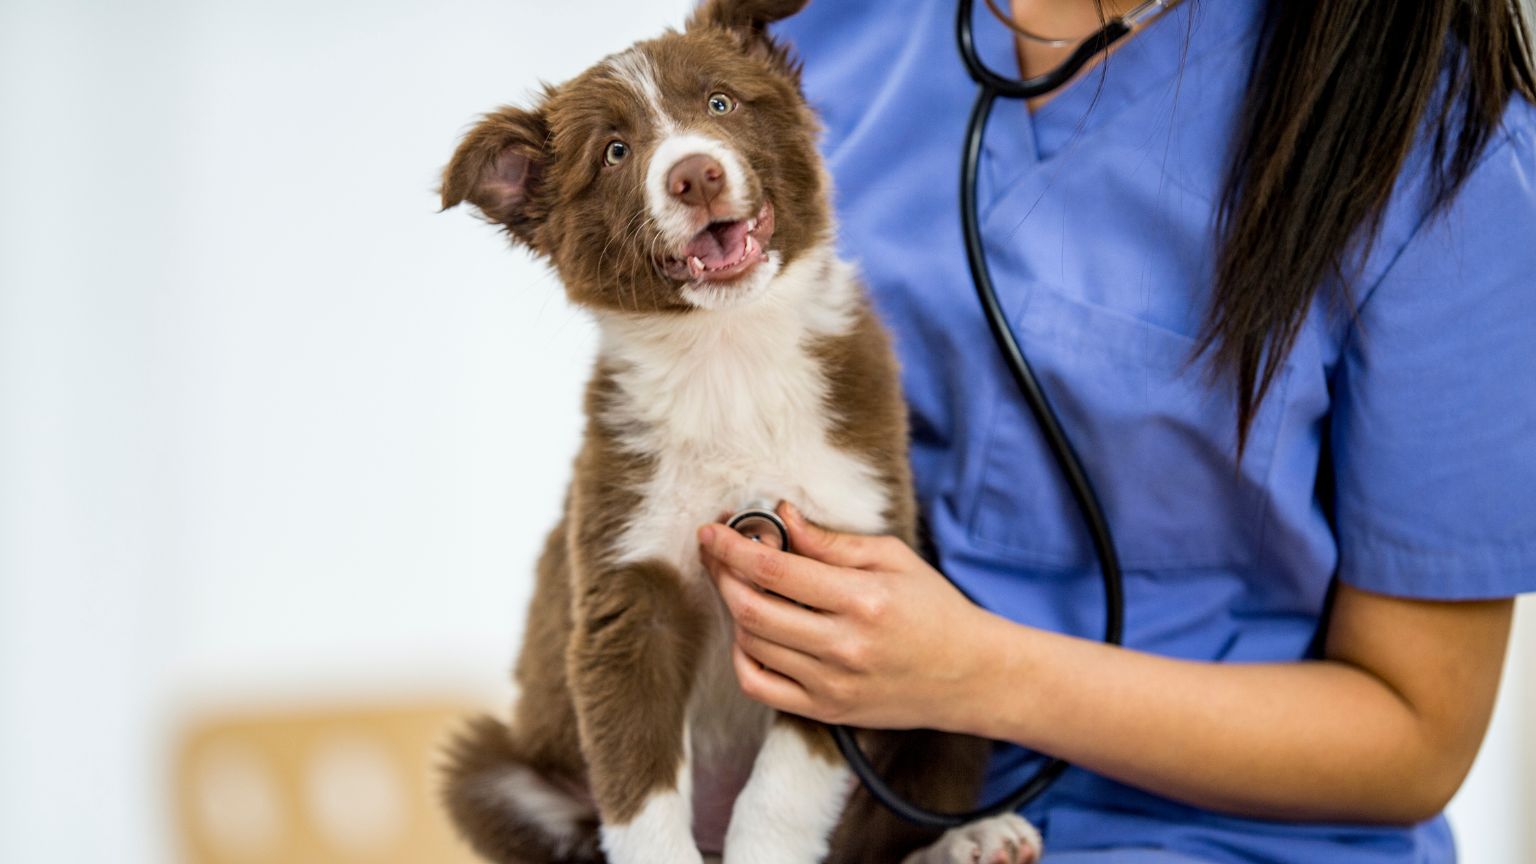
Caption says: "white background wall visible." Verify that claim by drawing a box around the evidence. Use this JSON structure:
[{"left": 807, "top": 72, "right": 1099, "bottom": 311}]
[{"left": 0, "top": 1, "right": 1530, "bottom": 862}]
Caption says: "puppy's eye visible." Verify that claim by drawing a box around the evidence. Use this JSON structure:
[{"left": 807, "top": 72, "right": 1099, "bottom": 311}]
[
  {"left": 707, "top": 93, "right": 737, "bottom": 115},
  {"left": 603, "top": 140, "right": 629, "bottom": 166}
]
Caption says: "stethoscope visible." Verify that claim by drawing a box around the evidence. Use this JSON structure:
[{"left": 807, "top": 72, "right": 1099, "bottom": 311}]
[{"left": 729, "top": 0, "right": 1181, "bottom": 831}]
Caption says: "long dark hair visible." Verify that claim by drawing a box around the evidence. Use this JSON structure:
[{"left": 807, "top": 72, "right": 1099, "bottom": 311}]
[{"left": 1198, "top": 1, "right": 1536, "bottom": 449}]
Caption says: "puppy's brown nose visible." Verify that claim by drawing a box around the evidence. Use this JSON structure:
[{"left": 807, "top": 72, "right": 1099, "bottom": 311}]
[{"left": 667, "top": 154, "right": 725, "bottom": 207}]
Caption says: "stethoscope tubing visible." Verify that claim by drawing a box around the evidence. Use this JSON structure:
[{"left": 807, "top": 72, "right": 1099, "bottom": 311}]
[
  {"left": 827, "top": 0, "right": 1135, "bottom": 831},
  {"left": 957, "top": 0, "right": 1131, "bottom": 97}
]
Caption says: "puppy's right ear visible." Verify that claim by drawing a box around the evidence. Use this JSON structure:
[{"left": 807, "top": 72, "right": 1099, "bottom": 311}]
[{"left": 440, "top": 105, "right": 550, "bottom": 247}]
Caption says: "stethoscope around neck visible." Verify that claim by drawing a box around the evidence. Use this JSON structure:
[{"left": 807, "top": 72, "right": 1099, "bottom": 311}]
[{"left": 801, "top": 0, "right": 1176, "bottom": 832}]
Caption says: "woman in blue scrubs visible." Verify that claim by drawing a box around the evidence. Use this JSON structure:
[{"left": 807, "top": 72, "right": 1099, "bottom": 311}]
[{"left": 697, "top": 0, "right": 1536, "bottom": 861}]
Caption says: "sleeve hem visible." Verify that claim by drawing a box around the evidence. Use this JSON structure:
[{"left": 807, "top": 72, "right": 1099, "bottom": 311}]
[{"left": 1338, "top": 524, "right": 1536, "bottom": 601}]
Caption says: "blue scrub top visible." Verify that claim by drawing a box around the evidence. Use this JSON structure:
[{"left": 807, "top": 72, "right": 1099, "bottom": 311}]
[{"left": 774, "top": 1, "right": 1536, "bottom": 861}]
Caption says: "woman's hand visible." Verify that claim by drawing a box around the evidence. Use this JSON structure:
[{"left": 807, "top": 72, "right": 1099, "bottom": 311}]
[{"left": 697, "top": 501, "right": 1000, "bottom": 731}]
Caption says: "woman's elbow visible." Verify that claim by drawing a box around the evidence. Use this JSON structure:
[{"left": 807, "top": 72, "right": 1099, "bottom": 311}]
[{"left": 1368, "top": 739, "right": 1480, "bottom": 825}]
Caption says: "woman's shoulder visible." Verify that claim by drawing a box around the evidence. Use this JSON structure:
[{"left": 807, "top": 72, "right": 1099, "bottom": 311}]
[{"left": 1355, "top": 93, "right": 1536, "bottom": 309}]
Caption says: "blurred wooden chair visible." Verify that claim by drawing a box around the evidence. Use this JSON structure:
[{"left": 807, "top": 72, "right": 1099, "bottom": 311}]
[{"left": 176, "top": 700, "right": 486, "bottom": 864}]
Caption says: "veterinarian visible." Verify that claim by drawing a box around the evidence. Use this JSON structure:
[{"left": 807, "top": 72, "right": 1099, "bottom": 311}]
[{"left": 697, "top": 0, "right": 1536, "bottom": 861}]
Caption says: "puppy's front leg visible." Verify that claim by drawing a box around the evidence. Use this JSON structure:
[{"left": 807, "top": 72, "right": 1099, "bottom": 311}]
[
  {"left": 569, "top": 560, "right": 707, "bottom": 864},
  {"left": 723, "top": 715, "right": 854, "bottom": 864}
]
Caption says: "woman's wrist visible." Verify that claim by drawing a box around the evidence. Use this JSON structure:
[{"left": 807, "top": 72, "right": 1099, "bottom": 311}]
[
  {"left": 937, "top": 605, "right": 1050, "bottom": 742},
  {"left": 940, "top": 609, "right": 1104, "bottom": 748}
]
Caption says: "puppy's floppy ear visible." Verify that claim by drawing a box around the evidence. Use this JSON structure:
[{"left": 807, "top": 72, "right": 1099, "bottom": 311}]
[
  {"left": 440, "top": 104, "right": 550, "bottom": 247},
  {"left": 686, "top": 0, "right": 809, "bottom": 73}
]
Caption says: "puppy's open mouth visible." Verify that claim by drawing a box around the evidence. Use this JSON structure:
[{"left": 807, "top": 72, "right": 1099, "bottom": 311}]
[{"left": 661, "top": 201, "right": 775, "bottom": 284}]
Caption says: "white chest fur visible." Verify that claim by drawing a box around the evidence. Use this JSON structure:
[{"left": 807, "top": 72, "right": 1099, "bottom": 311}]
[
  {"left": 594, "top": 246, "right": 889, "bottom": 855},
  {"left": 598, "top": 245, "right": 891, "bottom": 578}
]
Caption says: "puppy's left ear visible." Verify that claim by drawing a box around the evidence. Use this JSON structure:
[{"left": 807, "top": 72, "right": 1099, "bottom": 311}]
[{"left": 686, "top": 0, "right": 809, "bottom": 71}]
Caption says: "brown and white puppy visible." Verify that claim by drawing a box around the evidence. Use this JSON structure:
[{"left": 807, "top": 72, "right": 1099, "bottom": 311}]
[{"left": 439, "top": 1, "right": 1042, "bottom": 862}]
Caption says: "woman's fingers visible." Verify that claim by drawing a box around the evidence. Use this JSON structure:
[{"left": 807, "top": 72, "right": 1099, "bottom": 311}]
[
  {"left": 731, "top": 639, "right": 814, "bottom": 715},
  {"left": 734, "top": 625, "right": 823, "bottom": 684},
  {"left": 698, "top": 522, "right": 855, "bottom": 613},
  {"left": 733, "top": 629, "right": 858, "bottom": 723},
  {"left": 713, "top": 559, "right": 836, "bottom": 655}
]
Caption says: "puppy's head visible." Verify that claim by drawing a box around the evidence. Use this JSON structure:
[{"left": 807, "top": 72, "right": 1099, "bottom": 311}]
[{"left": 442, "top": 0, "right": 824, "bottom": 313}]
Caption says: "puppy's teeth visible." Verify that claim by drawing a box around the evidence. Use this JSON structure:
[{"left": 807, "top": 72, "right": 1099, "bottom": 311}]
[
  {"left": 687, "top": 256, "right": 705, "bottom": 277},
  {"left": 747, "top": 218, "right": 757, "bottom": 231}
]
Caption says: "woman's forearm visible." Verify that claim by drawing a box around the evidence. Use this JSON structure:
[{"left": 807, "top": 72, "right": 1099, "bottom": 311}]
[
  {"left": 959, "top": 588, "right": 1512, "bottom": 824},
  {"left": 969, "top": 621, "right": 1436, "bottom": 822}
]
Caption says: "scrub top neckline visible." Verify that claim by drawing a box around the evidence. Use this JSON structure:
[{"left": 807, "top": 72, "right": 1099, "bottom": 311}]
[{"left": 973, "top": 0, "right": 1262, "bottom": 166}]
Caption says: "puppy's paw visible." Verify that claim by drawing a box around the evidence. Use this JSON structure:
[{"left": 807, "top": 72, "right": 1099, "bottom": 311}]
[{"left": 906, "top": 813, "right": 1042, "bottom": 864}]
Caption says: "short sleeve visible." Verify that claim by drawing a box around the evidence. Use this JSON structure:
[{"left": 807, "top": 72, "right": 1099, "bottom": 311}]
[{"left": 1332, "top": 115, "right": 1536, "bottom": 600}]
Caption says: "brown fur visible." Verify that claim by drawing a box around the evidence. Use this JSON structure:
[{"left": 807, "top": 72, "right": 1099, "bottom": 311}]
[
  {"left": 567, "top": 555, "right": 708, "bottom": 822},
  {"left": 811, "top": 301, "right": 920, "bottom": 540},
  {"left": 439, "top": 1, "right": 990, "bottom": 861},
  {"left": 442, "top": 715, "right": 600, "bottom": 864}
]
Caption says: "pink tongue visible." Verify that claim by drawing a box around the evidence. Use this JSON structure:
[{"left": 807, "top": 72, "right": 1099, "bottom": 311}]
[{"left": 681, "top": 220, "right": 749, "bottom": 268}]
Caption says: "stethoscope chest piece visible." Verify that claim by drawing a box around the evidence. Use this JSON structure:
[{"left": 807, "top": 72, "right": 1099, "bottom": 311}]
[{"left": 726, "top": 508, "right": 790, "bottom": 552}]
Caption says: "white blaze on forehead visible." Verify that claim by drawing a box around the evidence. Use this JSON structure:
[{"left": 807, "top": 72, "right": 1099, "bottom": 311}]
[
  {"left": 605, "top": 49, "right": 674, "bottom": 135},
  {"left": 645, "top": 132, "right": 751, "bottom": 248}
]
